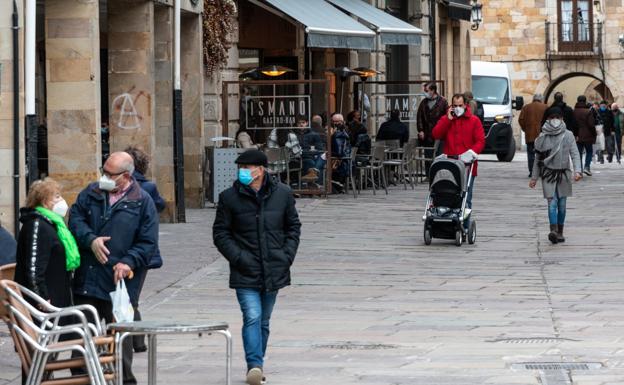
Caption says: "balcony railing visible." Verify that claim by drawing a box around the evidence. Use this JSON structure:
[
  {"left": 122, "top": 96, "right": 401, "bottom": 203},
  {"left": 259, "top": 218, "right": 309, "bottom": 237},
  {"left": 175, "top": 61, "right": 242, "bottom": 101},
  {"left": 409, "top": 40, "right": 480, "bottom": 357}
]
[{"left": 545, "top": 21, "right": 602, "bottom": 57}]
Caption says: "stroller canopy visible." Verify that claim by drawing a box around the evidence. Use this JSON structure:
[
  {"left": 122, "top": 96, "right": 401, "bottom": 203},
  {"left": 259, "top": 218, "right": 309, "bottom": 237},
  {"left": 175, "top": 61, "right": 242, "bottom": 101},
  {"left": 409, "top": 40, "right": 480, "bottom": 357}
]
[{"left": 429, "top": 158, "right": 466, "bottom": 191}]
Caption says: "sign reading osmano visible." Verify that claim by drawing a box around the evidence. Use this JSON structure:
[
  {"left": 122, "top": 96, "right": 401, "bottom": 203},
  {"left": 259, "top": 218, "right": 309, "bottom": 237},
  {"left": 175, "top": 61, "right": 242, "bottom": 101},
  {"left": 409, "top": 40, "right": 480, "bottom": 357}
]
[{"left": 246, "top": 96, "right": 311, "bottom": 130}]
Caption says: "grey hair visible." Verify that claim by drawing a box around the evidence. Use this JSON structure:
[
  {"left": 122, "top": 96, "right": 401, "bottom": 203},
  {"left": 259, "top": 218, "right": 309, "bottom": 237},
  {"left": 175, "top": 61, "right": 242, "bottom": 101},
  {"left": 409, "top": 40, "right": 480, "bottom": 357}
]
[
  {"left": 533, "top": 93, "right": 544, "bottom": 102},
  {"left": 119, "top": 156, "right": 135, "bottom": 174}
]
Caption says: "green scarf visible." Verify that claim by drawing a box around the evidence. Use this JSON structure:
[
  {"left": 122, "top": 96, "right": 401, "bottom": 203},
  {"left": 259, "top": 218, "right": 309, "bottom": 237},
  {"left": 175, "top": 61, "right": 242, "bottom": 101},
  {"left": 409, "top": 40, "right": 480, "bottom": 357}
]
[{"left": 35, "top": 206, "right": 81, "bottom": 271}]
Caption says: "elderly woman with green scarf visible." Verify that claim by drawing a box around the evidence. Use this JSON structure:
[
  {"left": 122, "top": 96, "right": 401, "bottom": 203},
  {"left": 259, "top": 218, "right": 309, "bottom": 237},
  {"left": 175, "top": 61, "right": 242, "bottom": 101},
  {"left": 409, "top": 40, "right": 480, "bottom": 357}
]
[
  {"left": 529, "top": 107, "right": 583, "bottom": 244},
  {"left": 14, "top": 178, "right": 80, "bottom": 307}
]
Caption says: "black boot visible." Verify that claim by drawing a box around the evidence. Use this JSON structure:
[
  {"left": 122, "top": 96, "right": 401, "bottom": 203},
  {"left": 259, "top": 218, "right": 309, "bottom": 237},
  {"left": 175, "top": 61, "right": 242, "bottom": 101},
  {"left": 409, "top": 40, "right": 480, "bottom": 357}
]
[
  {"left": 548, "top": 224, "right": 558, "bottom": 244},
  {"left": 557, "top": 224, "right": 565, "bottom": 243}
]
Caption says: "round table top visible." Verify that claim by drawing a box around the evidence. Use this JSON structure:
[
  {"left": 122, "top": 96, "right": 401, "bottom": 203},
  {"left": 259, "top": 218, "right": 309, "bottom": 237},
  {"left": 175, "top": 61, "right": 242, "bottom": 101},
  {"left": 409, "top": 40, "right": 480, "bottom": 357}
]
[{"left": 108, "top": 320, "right": 229, "bottom": 333}]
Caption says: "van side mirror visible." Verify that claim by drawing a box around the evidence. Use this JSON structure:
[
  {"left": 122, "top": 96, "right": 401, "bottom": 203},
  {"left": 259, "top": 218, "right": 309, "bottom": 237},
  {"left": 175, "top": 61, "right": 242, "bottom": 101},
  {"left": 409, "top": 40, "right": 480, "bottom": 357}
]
[{"left": 513, "top": 96, "right": 524, "bottom": 111}]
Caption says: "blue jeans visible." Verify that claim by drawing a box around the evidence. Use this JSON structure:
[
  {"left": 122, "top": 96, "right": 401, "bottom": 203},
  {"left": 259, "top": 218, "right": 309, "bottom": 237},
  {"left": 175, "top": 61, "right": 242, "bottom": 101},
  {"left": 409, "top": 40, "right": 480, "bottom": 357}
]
[
  {"left": 302, "top": 155, "right": 326, "bottom": 182},
  {"left": 547, "top": 189, "right": 566, "bottom": 225},
  {"left": 577, "top": 143, "right": 593, "bottom": 170},
  {"left": 236, "top": 288, "right": 278, "bottom": 370},
  {"left": 466, "top": 175, "right": 476, "bottom": 209}
]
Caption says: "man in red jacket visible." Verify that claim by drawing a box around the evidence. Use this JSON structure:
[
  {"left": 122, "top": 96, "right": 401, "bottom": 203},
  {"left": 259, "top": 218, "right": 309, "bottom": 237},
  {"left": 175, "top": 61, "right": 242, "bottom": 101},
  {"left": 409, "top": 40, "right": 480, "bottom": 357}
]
[{"left": 432, "top": 93, "right": 486, "bottom": 212}]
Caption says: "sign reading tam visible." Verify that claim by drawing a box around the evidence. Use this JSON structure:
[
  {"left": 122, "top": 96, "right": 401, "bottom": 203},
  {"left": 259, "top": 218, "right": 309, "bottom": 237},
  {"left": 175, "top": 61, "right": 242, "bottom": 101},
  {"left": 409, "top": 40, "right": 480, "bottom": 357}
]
[
  {"left": 383, "top": 94, "right": 425, "bottom": 123},
  {"left": 246, "top": 95, "right": 311, "bottom": 130}
]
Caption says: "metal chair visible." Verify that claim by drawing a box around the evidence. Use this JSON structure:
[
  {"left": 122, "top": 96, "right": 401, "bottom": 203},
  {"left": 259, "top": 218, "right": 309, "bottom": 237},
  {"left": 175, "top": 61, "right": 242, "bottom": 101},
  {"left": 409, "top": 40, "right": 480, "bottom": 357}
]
[
  {"left": 356, "top": 145, "right": 388, "bottom": 195},
  {"left": 286, "top": 150, "right": 303, "bottom": 189},
  {"left": 0, "top": 263, "right": 16, "bottom": 321},
  {"left": 383, "top": 143, "right": 415, "bottom": 190},
  {"left": 264, "top": 147, "right": 285, "bottom": 181},
  {"left": 344, "top": 147, "right": 359, "bottom": 198},
  {"left": 1, "top": 279, "right": 115, "bottom": 385}
]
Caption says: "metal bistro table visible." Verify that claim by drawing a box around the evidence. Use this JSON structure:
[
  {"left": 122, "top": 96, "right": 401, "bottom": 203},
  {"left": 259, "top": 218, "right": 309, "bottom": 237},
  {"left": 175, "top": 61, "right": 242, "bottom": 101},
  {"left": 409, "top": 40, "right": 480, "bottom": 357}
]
[{"left": 108, "top": 320, "right": 232, "bottom": 385}]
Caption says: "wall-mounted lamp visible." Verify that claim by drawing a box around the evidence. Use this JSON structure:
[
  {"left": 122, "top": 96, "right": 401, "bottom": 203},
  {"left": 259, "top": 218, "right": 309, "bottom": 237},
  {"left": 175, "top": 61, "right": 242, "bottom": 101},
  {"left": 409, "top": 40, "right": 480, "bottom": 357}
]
[
  {"left": 618, "top": 34, "right": 624, "bottom": 51},
  {"left": 471, "top": 0, "right": 483, "bottom": 31},
  {"left": 593, "top": 0, "right": 602, "bottom": 14}
]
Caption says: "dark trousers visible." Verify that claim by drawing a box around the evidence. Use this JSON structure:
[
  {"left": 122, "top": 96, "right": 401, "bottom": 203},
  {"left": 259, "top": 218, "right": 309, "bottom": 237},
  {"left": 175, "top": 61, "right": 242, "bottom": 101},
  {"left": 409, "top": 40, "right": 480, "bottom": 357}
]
[
  {"left": 526, "top": 142, "right": 535, "bottom": 176},
  {"left": 577, "top": 142, "right": 593, "bottom": 170},
  {"left": 72, "top": 294, "right": 137, "bottom": 385}
]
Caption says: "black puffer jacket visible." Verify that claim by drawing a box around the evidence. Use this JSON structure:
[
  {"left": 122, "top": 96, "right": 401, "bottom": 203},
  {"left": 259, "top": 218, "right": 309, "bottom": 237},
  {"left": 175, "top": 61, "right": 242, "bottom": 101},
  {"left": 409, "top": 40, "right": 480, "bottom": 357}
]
[
  {"left": 14, "top": 208, "right": 72, "bottom": 307},
  {"left": 213, "top": 176, "right": 301, "bottom": 292}
]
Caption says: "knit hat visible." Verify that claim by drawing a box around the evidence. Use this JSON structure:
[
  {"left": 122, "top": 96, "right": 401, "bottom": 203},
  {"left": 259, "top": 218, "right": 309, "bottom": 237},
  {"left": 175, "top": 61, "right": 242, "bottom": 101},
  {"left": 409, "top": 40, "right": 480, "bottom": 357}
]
[{"left": 545, "top": 106, "right": 563, "bottom": 118}]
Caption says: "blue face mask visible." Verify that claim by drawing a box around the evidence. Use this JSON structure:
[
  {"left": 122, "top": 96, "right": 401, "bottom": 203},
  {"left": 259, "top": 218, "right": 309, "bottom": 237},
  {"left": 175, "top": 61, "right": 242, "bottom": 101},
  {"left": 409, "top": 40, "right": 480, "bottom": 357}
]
[
  {"left": 238, "top": 168, "right": 255, "bottom": 185},
  {"left": 600, "top": 106, "right": 607, "bottom": 111}
]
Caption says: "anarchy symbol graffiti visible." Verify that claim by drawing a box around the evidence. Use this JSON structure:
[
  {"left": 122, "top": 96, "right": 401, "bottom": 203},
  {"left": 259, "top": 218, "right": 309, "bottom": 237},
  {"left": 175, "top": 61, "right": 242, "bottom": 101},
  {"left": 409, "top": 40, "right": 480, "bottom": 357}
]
[{"left": 112, "top": 93, "right": 141, "bottom": 130}]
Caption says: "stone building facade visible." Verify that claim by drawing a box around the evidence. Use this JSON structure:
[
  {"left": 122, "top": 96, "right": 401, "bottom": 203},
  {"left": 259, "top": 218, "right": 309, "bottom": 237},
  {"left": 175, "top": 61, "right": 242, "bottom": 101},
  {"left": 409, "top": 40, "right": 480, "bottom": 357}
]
[
  {"left": 472, "top": 0, "right": 624, "bottom": 109},
  {"left": 0, "top": 0, "right": 204, "bottom": 234}
]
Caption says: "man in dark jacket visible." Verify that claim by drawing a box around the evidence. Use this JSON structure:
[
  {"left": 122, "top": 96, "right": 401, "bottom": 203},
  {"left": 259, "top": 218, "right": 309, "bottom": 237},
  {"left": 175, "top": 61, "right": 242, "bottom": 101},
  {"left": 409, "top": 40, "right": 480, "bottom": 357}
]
[
  {"left": 377, "top": 109, "right": 409, "bottom": 146},
  {"left": 213, "top": 149, "right": 301, "bottom": 385},
  {"left": 69, "top": 151, "right": 159, "bottom": 385},
  {"left": 542, "top": 92, "right": 578, "bottom": 134},
  {"left": 573, "top": 95, "right": 596, "bottom": 175},
  {"left": 417, "top": 82, "right": 448, "bottom": 173},
  {"left": 599, "top": 100, "right": 616, "bottom": 163}
]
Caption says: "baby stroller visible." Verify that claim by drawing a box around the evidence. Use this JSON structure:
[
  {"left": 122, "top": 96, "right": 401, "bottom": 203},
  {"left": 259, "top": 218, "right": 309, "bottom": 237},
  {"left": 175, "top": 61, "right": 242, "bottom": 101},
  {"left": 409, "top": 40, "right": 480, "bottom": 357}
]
[{"left": 422, "top": 156, "right": 476, "bottom": 246}]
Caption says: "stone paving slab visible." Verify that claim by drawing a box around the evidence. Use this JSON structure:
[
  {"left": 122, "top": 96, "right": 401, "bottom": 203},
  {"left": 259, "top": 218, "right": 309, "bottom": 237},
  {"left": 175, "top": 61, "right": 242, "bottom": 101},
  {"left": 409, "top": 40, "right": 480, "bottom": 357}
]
[{"left": 2, "top": 154, "right": 624, "bottom": 384}]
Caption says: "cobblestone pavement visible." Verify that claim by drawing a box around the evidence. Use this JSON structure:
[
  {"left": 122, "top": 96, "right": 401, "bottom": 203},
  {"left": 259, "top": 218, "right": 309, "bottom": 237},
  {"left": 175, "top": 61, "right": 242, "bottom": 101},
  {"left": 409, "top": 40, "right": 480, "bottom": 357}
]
[{"left": 2, "top": 154, "right": 624, "bottom": 385}]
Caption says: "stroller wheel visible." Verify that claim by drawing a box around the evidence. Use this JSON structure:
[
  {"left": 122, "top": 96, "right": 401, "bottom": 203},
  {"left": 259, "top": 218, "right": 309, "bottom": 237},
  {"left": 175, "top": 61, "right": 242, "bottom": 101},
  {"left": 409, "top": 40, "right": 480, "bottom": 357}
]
[
  {"left": 455, "top": 230, "right": 462, "bottom": 247},
  {"left": 468, "top": 220, "right": 477, "bottom": 245},
  {"left": 424, "top": 229, "right": 432, "bottom": 245}
]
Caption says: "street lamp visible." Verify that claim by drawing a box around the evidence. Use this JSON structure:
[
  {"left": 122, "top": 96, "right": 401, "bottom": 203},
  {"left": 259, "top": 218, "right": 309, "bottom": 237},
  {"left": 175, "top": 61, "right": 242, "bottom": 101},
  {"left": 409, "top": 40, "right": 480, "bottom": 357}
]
[
  {"left": 353, "top": 67, "right": 382, "bottom": 127},
  {"left": 471, "top": 0, "right": 483, "bottom": 31},
  {"left": 325, "top": 67, "right": 361, "bottom": 114}
]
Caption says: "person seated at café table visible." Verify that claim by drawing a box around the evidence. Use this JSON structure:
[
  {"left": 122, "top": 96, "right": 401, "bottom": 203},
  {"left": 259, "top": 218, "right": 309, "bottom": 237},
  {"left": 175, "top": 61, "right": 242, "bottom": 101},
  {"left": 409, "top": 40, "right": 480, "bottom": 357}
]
[
  {"left": 377, "top": 109, "right": 409, "bottom": 146},
  {"left": 300, "top": 117, "right": 325, "bottom": 185}
]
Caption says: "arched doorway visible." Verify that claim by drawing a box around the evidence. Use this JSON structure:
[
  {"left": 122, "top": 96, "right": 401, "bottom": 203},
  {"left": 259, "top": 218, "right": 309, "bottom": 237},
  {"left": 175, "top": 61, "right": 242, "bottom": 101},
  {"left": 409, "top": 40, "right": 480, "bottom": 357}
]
[{"left": 544, "top": 72, "right": 613, "bottom": 104}]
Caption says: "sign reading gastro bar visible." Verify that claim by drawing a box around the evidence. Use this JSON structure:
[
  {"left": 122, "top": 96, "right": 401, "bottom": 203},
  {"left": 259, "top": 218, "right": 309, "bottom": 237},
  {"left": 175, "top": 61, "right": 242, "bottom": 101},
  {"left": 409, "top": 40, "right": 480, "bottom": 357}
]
[{"left": 246, "top": 95, "right": 311, "bottom": 129}]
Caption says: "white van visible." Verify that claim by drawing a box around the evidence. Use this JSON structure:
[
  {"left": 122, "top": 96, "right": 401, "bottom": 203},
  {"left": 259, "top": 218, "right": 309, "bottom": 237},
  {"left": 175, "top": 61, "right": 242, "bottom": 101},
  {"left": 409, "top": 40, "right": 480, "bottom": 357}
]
[{"left": 471, "top": 61, "right": 524, "bottom": 161}]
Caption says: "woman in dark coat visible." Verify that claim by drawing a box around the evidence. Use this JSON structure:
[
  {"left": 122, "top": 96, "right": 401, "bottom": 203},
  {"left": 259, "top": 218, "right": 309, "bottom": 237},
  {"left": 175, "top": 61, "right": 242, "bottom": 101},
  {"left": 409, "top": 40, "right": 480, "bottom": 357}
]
[{"left": 14, "top": 178, "right": 79, "bottom": 308}]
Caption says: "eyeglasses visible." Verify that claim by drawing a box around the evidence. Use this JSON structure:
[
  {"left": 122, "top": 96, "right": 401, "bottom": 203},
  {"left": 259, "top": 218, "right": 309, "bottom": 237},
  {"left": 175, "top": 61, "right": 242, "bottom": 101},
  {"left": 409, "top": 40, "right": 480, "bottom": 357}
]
[{"left": 99, "top": 167, "right": 126, "bottom": 178}]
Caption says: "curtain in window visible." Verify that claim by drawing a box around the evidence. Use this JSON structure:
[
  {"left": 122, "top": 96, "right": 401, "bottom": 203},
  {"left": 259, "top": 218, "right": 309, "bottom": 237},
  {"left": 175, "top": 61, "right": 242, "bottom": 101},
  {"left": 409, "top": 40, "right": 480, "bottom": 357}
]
[
  {"left": 561, "top": 0, "right": 573, "bottom": 42},
  {"left": 577, "top": 0, "right": 590, "bottom": 42}
]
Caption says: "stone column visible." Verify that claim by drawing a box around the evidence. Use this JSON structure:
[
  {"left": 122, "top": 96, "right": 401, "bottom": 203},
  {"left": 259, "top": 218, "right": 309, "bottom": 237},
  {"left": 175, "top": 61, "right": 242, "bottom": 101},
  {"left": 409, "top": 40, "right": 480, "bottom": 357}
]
[
  {"left": 107, "top": 0, "right": 155, "bottom": 160},
  {"left": 45, "top": 0, "right": 101, "bottom": 203},
  {"left": 153, "top": 5, "right": 175, "bottom": 221},
  {"left": 181, "top": 13, "right": 204, "bottom": 208},
  {"left": 0, "top": 0, "right": 25, "bottom": 234}
]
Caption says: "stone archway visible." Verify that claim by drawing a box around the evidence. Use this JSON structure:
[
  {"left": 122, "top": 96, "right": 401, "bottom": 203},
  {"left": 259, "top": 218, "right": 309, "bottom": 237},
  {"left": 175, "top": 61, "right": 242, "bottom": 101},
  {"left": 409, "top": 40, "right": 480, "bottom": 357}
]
[
  {"left": 543, "top": 72, "right": 612, "bottom": 103},
  {"left": 534, "top": 62, "right": 622, "bottom": 105}
]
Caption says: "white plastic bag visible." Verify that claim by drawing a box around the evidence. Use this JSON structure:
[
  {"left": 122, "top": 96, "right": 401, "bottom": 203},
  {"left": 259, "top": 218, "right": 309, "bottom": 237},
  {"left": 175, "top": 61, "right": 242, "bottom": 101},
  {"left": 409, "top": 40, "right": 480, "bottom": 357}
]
[
  {"left": 110, "top": 280, "right": 134, "bottom": 323},
  {"left": 595, "top": 124, "right": 605, "bottom": 151}
]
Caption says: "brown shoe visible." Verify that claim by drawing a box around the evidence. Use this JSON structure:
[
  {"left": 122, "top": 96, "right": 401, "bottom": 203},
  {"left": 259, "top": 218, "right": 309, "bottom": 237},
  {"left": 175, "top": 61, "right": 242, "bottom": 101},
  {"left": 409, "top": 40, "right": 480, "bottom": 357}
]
[{"left": 301, "top": 168, "right": 319, "bottom": 182}]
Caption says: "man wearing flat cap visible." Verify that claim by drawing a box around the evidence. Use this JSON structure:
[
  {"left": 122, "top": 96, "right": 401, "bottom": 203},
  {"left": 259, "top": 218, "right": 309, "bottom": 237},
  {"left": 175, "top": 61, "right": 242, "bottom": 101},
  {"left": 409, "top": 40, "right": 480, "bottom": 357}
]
[{"left": 213, "top": 149, "right": 301, "bottom": 385}]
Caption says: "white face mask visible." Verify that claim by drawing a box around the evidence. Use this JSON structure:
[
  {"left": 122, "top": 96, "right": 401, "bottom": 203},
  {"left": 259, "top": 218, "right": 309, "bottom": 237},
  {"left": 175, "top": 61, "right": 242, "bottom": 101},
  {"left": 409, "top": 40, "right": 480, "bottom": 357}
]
[
  {"left": 52, "top": 199, "right": 69, "bottom": 217},
  {"left": 549, "top": 118, "right": 563, "bottom": 128},
  {"left": 453, "top": 106, "right": 465, "bottom": 117},
  {"left": 98, "top": 175, "right": 117, "bottom": 191}
]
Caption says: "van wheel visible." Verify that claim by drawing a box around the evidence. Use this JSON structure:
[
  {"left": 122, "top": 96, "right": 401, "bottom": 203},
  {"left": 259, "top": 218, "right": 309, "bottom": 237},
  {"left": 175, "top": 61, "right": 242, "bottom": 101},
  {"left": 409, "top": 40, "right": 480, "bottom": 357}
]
[
  {"left": 455, "top": 230, "right": 462, "bottom": 247},
  {"left": 497, "top": 137, "right": 516, "bottom": 162},
  {"left": 424, "top": 229, "right": 432, "bottom": 245}
]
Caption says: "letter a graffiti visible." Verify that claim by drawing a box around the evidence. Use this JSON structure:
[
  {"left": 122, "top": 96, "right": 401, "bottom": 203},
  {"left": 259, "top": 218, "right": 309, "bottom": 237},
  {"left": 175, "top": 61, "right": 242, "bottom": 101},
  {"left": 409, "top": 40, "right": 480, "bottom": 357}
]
[{"left": 112, "top": 93, "right": 141, "bottom": 130}]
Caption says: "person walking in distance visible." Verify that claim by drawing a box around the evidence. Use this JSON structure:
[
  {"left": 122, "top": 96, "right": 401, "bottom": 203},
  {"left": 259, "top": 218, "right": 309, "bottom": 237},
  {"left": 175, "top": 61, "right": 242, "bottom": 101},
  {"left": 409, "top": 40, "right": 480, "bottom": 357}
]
[
  {"left": 530, "top": 108, "right": 582, "bottom": 244},
  {"left": 417, "top": 82, "right": 448, "bottom": 172},
  {"left": 213, "top": 149, "right": 301, "bottom": 385},
  {"left": 573, "top": 95, "right": 596, "bottom": 175},
  {"left": 598, "top": 101, "right": 616, "bottom": 163},
  {"left": 519, "top": 94, "right": 548, "bottom": 178},
  {"left": 611, "top": 102, "right": 623, "bottom": 163}
]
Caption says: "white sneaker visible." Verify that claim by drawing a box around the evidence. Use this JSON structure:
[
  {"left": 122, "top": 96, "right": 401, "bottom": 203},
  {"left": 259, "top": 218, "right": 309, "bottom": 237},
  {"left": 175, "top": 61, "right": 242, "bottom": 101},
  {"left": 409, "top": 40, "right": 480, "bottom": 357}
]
[{"left": 247, "top": 368, "right": 263, "bottom": 385}]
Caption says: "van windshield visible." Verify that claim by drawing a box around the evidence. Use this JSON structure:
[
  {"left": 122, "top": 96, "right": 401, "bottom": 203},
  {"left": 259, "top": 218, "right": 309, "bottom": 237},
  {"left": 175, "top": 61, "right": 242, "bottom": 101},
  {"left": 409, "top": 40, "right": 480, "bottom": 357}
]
[{"left": 472, "top": 76, "right": 509, "bottom": 105}]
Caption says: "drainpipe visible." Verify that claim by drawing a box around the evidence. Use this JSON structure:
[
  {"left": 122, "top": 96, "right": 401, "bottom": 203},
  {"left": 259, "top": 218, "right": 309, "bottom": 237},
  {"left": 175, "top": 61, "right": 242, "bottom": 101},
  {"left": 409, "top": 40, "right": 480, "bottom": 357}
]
[
  {"left": 25, "top": 0, "right": 37, "bottom": 186},
  {"left": 12, "top": 0, "right": 20, "bottom": 237},
  {"left": 429, "top": 0, "right": 436, "bottom": 81},
  {"left": 173, "top": 0, "right": 186, "bottom": 222}
]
